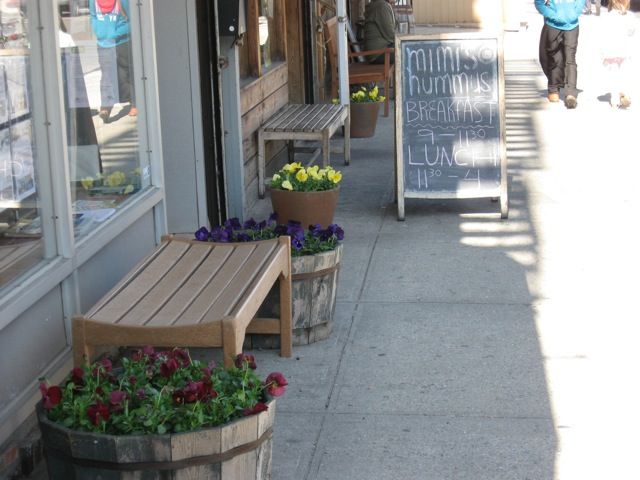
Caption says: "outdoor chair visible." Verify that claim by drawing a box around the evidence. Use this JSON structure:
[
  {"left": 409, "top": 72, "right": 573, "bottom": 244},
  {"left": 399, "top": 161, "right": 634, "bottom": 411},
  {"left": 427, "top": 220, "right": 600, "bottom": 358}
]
[{"left": 325, "top": 16, "right": 394, "bottom": 117}]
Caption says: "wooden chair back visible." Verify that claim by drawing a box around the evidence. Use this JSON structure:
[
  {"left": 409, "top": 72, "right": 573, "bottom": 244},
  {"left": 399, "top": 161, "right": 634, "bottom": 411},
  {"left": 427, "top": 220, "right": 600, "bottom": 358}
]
[{"left": 324, "top": 16, "right": 393, "bottom": 116}]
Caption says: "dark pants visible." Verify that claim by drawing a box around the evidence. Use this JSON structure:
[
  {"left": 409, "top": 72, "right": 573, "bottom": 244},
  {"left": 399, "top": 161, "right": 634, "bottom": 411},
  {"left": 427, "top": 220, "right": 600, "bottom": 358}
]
[
  {"left": 97, "top": 41, "right": 135, "bottom": 108},
  {"left": 539, "top": 24, "right": 579, "bottom": 97}
]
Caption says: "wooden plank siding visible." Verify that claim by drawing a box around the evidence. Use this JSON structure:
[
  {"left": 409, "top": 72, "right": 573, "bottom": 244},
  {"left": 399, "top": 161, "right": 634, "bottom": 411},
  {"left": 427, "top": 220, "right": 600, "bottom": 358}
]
[
  {"left": 241, "top": 63, "right": 289, "bottom": 213},
  {"left": 413, "top": 0, "right": 505, "bottom": 29}
]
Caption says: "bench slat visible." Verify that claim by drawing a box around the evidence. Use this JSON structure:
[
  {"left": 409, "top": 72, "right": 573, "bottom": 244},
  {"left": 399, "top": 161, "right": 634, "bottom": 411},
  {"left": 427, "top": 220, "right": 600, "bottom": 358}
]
[
  {"left": 116, "top": 243, "right": 212, "bottom": 326},
  {"left": 158, "top": 245, "right": 235, "bottom": 326},
  {"left": 91, "top": 241, "right": 190, "bottom": 323},
  {"left": 302, "top": 104, "right": 334, "bottom": 132},
  {"left": 296, "top": 104, "right": 332, "bottom": 132},
  {"left": 177, "top": 243, "right": 259, "bottom": 324},
  {"left": 205, "top": 241, "right": 278, "bottom": 320},
  {"left": 263, "top": 104, "right": 303, "bottom": 130},
  {"left": 307, "top": 105, "right": 343, "bottom": 132}
]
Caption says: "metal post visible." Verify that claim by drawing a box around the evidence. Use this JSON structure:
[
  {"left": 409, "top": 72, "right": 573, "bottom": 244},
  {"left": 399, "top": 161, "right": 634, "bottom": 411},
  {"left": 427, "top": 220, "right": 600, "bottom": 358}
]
[{"left": 336, "top": 0, "right": 349, "bottom": 106}]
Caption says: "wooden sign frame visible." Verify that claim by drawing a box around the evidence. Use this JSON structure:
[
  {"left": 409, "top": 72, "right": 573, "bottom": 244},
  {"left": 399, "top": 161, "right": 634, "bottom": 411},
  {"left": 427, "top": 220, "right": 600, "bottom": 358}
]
[{"left": 394, "top": 32, "right": 508, "bottom": 220}]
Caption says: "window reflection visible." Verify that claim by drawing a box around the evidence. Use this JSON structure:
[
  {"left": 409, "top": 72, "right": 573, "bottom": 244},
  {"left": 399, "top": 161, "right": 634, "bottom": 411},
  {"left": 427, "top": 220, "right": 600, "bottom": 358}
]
[
  {"left": 58, "top": 0, "right": 149, "bottom": 239},
  {"left": 0, "top": 0, "right": 44, "bottom": 289}
]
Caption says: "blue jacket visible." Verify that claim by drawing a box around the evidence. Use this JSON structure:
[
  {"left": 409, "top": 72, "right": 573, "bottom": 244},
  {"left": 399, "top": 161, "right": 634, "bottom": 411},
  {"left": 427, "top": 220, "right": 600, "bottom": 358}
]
[
  {"left": 535, "top": 0, "right": 585, "bottom": 31},
  {"left": 90, "top": 0, "right": 130, "bottom": 48}
]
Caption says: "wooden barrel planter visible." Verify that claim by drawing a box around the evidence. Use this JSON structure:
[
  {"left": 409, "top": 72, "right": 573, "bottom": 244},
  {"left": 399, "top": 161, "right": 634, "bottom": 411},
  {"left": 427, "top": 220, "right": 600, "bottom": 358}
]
[
  {"left": 37, "top": 400, "right": 276, "bottom": 479},
  {"left": 249, "top": 244, "right": 343, "bottom": 348}
]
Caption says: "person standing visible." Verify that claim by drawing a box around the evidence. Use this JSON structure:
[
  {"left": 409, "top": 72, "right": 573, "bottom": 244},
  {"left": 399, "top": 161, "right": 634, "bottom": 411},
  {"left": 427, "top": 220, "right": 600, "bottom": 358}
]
[
  {"left": 535, "top": 0, "right": 586, "bottom": 109},
  {"left": 90, "top": 0, "right": 136, "bottom": 123},
  {"left": 600, "top": 0, "right": 637, "bottom": 108}
]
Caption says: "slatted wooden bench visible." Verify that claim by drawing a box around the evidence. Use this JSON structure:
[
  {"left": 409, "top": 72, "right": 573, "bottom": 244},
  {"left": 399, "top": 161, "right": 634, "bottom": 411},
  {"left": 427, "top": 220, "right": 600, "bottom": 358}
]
[
  {"left": 72, "top": 236, "right": 292, "bottom": 368},
  {"left": 258, "top": 103, "right": 350, "bottom": 198}
]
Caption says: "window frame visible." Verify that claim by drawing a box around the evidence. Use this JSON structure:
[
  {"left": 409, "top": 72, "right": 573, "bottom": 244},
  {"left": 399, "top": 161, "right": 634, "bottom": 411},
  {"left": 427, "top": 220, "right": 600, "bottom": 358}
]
[{"left": 0, "top": 0, "right": 166, "bottom": 330}]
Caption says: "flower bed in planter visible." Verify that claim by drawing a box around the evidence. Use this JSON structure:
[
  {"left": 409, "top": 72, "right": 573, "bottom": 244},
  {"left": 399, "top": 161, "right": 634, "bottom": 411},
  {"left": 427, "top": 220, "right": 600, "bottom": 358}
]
[{"left": 37, "top": 349, "right": 287, "bottom": 479}]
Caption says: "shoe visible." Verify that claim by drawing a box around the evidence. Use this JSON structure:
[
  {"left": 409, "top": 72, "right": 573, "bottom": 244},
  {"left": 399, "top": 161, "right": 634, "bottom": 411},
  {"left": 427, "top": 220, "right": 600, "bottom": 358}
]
[
  {"left": 565, "top": 95, "right": 577, "bottom": 109},
  {"left": 548, "top": 92, "right": 560, "bottom": 103},
  {"left": 98, "top": 107, "right": 111, "bottom": 123},
  {"left": 128, "top": 106, "right": 138, "bottom": 117},
  {"left": 619, "top": 95, "right": 631, "bottom": 109}
]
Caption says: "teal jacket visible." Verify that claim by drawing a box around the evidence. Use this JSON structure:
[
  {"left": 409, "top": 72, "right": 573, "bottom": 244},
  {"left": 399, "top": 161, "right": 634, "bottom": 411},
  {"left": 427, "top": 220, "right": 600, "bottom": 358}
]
[
  {"left": 90, "top": 0, "right": 130, "bottom": 48},
  {"left": 535, "top": 0, "right": 586, "bottom": 31}
]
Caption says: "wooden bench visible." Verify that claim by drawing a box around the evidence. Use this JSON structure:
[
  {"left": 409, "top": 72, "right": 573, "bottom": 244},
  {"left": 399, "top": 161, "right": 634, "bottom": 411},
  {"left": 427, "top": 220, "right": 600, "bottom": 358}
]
[
  {"left": 72, "top": 236, "right": 292, "bottom": 368},
  {"left": 258, "top": 103, "right": 350, "bottom": 198}
]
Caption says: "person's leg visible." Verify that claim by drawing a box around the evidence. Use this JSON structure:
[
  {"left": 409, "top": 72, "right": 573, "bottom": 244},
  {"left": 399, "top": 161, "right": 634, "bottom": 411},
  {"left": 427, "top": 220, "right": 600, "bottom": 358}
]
[
  {"left": 541, "top": 25, "right": 564, "bottom": 98},
  {"left": 115, "top": 41, "right": 135, "bottom": 110},
  {"left": 97, "top": 46, "right": 117, "bottom": 120},
  {"left": 562, "top": 26, "right": 579, "bottom": 108}
]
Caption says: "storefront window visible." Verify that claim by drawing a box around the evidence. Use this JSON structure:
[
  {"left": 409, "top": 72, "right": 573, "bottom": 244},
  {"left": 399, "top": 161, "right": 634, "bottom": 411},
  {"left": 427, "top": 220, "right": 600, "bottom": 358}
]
[
  {"left": 0, "top": 0, "right": 44, "bottom": 289},
  {"left": 58, "top": 0, "right": 150, "bottom": 239}
]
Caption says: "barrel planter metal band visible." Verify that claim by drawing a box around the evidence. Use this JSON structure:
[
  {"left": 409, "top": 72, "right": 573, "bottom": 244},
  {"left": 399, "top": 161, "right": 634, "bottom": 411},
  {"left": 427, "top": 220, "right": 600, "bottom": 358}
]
[{"left": 37, "top": 399, "right": 276, "bottom": 479}]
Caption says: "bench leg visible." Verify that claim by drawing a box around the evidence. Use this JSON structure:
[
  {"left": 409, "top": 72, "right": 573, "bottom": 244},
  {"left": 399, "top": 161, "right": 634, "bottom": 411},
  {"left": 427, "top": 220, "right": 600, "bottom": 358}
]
[
  {"left": 279, "top": 272, "right": 292, "bottom": 358},
  {"left": 288, "top": 140, "right": 295, "bottom": 162},
  {"left": 344, "top": 110, "right": 351, "bottom": 166},
  {"left": 322, "top": 130, "right": 330, "bottom": 167},
  {"left": 258, "top": 129, "right": 266, "bottom": 198},
  {"left": 72, "top": 317, "right": 93, "bottom": 367},
  {"left": 383, "top": 78, "right": 390, "bottom": 117},
  {"left": 222, "top": 321, "right": 245, "bottom": 368}
]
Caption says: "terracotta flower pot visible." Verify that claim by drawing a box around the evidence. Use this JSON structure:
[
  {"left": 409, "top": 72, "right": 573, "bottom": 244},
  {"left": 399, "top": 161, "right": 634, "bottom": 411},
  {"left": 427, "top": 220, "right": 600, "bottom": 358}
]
[
  {"left": 269, "top": 187, "right": 340, "bottom": 228},
  {"left": 350, "top": 102, "right": 381, "bottom": 138}
]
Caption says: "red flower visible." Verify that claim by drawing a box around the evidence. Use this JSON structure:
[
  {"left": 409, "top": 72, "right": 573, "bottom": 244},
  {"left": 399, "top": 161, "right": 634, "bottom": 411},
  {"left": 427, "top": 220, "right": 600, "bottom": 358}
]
[
  {"left": 172, "top": 348, "right": 191, "bottom": 367},
  {"left": 92, "top": 357, "right": 112, "bottom": 376},
  {"left": 235, "top": 353, "right": 257, "bottom": 370},
  {"left": 142, "top": 345, "right": 155, "bottom": 357},
  {"left": 39, "top": 384, "right": 62, "bottom": 410},
  {"left": 172, "top": 389, "right": 185, "bottom": 405},
  {"left": 136, "top": 388, "right": 146, "bottom": 400},
  {"left": 265, "top": 372, "right": 288, "bottom": 397},
  {"left": 160, "top": 358, "right": 179, "bottom": 378},
  {"left": 70, "top": 367, "right": 84, "bottom": 386},
  {"left": 243, "top": 402, "right": 269, "bottom": 416},
  {"left": 109, "top": 390, "right": 127, "bottom": 412},
  {"left": 129, "top": 375, "right": 137, "bottom": 386},
  {"left": 87, "top": 402, "right": 110, "bottom": 425}
]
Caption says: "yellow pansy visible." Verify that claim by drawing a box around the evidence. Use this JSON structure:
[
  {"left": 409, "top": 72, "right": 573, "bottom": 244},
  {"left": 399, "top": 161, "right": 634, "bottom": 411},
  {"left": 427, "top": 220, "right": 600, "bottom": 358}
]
[
  {"left": 80, "top": 177, "right": 94, "bottom": 190},
  {"left": 282, "top": 180, "right": 293, "bottom": 190},
  {"left": 272, "top": 173, "right": 281, "bottom": 181},
  {"left": 105, "top": 171, "right": 126, "bottom": 187},
  {"left": 282, "top": 163, "right": 296, "bottom": 173},
  {"left": 295, "top": 168, "right": 309, "bottom": 182},
  {"left": 330, "top": 171, "right": 342, "bottom": 184},
  {"left": 124, "top": 184, "right": 134, "bottom": 194}
]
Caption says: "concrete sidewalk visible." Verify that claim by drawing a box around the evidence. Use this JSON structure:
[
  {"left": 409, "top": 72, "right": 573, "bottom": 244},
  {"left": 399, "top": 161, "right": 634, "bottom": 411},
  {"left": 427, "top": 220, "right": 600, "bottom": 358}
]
[
  {"left": 27, "top": 5, "right": 640, "bottom": 479},
  {"left": 248, "top": 6, "right": 640, "bottom": 480}
]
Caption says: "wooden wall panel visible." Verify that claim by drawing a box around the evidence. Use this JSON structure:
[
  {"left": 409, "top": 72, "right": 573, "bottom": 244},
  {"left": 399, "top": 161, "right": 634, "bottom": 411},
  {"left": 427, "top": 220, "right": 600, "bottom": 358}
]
[
  {"left": 241, "top": 65, "right": 290, "bottom": 213},
  {"left": 285, "top": 0, "right": 305, "bottom": 103},
  {"left": 241, "top": 63, "right": 288, "bottom": 115},
  {"left": 413, "top": 0, "right": 505, "bottom": 28}
]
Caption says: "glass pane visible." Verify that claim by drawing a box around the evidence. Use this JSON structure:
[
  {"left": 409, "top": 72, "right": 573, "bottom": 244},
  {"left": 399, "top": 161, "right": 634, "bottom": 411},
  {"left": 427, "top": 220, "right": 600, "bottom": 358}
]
[
  {"left": 259, "top": 0, "right": 273, "bottom": 69},
  {"left": 58, "top": 0, "right": 150, "bottom": 239},
  {"left": 0, "top": 0, "right": 45, "bottom": 289}
]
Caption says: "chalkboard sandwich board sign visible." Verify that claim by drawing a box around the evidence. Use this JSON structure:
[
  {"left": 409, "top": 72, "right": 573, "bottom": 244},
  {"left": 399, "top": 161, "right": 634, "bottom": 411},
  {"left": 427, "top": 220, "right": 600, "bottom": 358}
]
[{"left": 394, "top": 32, "right": 508, "bottom": 219}]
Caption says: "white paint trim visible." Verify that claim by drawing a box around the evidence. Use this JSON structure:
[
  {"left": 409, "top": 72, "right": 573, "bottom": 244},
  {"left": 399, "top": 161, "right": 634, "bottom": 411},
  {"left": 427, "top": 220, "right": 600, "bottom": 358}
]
[
  {"left": 186, "top": 0, "right": 210, "bottom": 228},
  {"left": 336, "top": 0, "right": 349, "bottom": 105}
]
